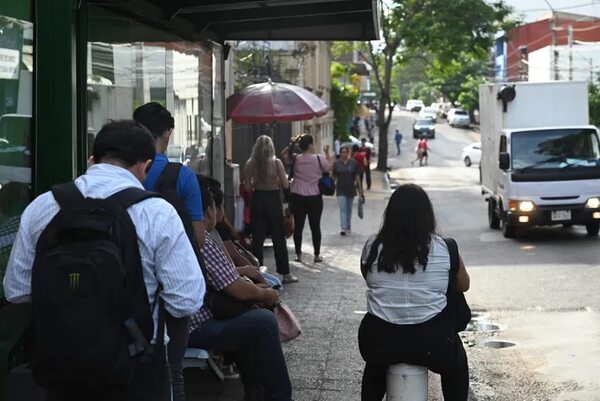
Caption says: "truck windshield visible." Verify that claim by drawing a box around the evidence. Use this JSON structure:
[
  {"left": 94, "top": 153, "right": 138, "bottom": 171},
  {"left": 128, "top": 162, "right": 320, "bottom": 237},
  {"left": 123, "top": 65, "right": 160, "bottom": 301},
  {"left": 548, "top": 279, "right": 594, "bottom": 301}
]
[{"left": 512, "top": 128, "right": 600, "bottom": 171}]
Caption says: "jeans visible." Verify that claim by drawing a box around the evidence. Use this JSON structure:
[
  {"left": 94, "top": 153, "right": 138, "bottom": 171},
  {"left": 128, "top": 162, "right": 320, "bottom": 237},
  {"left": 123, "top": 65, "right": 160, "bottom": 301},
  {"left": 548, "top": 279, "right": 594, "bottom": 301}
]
[
  {"left": 396, "top": 141, "right": 401, "bottom": 155},
  {"left": 188, "top": 309, "right": 292, "bottom": 401},
  {"left": 250, "top": 190, "right": 290, "bottom": 275},
  {"left": 358, "top": 311, "right": 469, "bottom": 401},
  {"left": 337, "top": 195, "right": 354, "bottom": 231},
  {"left": 290, "top": 193, "right": 323, "bottom": 256}
]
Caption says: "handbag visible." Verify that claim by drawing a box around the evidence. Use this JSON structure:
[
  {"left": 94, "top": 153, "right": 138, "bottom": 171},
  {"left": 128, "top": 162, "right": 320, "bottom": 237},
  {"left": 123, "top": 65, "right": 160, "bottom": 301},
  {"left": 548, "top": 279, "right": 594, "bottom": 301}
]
[
  {"left": 443, "top": 238, "right": 472, "bottom": 332},
  {"left": 208, "top": 278, "right": 257, "bottom": 320},
  {"left": 317, "top": 155, "right": 335, "bottom": 196},
  {"left": 283, "top": 207, "right": 294, "bottom": 238},
  {"left": 274, "top": 300, "right": 302, "bottom": 342},
  {"left": 357, "top": 195, "right": 364, "bottom": 219},
  {"left": 234, "top": 239, "right": 260, "bottom": 267}
]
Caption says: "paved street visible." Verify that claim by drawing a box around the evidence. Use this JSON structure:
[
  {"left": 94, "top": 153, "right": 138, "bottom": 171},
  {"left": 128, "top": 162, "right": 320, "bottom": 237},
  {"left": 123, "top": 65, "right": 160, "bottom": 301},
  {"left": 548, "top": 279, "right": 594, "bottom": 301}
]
[{"left": 190, "top": 109, "right": 600, "bottom": 401}]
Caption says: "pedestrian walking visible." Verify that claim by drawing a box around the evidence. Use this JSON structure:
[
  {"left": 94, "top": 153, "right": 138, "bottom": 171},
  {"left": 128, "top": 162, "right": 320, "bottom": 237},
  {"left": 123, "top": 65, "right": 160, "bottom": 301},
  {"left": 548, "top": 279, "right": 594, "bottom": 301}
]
[
  {"left": 358, "top": 184, "right": 470, "bottom": 401},
  {"left": 281, "top": 134, "right": 331, "bottom": 263},
  {"left": 394, "top": 129, "right": 403, "bottom": 155},
  {"left": 359, "top": 138, "right": 372, "bottom": 190},
  {"left": 333, "top": 145, "right": 364, "bottom": 236},
  {"left": 411, "top": 138, "right": 430, "bottom": 167},
  {"left": 3, "top": 120, "right": 205, "bottom": 401},
  {"left": 334, "top": 135, "right": 342, "bottom": 159},
  {"left": 352, "top": 144, "right": 367, "bottom": 189},
  {"left": 245, "top": 135, "right": 298, "bottom": 283}
]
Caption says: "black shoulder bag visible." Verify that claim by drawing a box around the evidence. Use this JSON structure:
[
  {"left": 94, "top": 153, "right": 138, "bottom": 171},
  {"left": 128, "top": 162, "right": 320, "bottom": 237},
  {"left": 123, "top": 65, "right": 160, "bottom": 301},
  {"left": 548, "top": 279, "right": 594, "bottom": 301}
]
[{"left": 443, "top": 238, "right": 472, "bottom": 332}]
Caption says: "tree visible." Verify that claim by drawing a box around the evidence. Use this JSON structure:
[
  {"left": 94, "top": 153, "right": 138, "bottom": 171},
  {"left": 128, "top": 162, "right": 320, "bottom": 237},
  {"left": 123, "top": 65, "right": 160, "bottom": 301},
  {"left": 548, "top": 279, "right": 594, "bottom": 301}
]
[
  {"left": 344, "top": 0, "right": 513, "bottom": 170},
  {"left": 589, "top": 80, "right": 600, "bottom": 127}
]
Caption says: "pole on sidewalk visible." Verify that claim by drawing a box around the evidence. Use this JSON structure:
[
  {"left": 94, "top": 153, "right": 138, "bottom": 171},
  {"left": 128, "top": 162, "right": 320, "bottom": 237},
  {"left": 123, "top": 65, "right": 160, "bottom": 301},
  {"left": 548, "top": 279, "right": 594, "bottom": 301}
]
[
  {"left": 568, "top": 24, "right": 573, "bottom": 81},
  {"left": 386, "top": 364, "right": 428, "bottom": 401}
]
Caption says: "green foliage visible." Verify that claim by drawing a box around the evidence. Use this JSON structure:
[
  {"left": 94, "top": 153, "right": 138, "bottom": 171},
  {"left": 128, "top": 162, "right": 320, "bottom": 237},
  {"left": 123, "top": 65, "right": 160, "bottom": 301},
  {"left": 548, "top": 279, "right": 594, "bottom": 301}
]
[
  {"left": 589, "top": 81, "right": 600, "bottom": 127},
  {"left": 331, "top": 79, "right": 359, "bottom": 140},
  {"left": 458, "top": 75, "right": 485, "bottom": 112}
]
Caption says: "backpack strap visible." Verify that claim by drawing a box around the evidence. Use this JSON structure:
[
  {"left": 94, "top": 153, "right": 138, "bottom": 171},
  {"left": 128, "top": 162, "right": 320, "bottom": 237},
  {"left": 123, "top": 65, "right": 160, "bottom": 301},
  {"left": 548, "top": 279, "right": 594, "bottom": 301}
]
[
  {"left": 155, "top": 162, "right": 182, "bottom": 192},
  {"left": 51, "top": 182, "right": 86, "bottom": 211},
  {"left": 107, "top": 187, "right": 159, "bottom": 210},
  {"left": 443, "top": 237, "right": 459, "bottom": 292}
]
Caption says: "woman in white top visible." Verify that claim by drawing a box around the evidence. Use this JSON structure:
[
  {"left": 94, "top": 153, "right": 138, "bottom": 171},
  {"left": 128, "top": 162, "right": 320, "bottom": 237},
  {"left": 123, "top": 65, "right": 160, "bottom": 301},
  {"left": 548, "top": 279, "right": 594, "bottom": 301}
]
[{"left": 358, "top": 184, "right": 470, "bottom": 401}]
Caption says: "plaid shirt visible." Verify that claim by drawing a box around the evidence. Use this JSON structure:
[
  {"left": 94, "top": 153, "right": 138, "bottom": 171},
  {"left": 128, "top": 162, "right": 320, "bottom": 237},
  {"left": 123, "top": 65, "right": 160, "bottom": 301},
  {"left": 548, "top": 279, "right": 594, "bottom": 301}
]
[{"left": 190, "top": 232, "right": 240, "bottom": 331}]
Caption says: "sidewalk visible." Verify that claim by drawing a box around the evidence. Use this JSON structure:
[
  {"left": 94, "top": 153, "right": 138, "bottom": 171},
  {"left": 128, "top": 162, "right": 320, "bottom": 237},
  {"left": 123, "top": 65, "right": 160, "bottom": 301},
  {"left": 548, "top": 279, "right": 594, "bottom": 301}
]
[{"left": 187, "top": 170, "right": 392, "bottom": 401}]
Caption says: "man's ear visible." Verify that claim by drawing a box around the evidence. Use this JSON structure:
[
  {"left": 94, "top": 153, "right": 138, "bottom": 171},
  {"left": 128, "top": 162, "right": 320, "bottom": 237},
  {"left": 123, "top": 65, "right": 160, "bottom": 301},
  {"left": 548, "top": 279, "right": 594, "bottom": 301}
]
[{"left": 132, "top": 159, "right": 153, "bottom": 182}]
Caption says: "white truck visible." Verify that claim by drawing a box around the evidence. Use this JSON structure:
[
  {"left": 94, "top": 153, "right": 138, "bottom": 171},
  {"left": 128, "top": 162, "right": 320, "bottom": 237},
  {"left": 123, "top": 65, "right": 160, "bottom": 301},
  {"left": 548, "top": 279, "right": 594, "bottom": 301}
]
[{"left": 480, "top": 81, "right": 600, "bottom": 238}]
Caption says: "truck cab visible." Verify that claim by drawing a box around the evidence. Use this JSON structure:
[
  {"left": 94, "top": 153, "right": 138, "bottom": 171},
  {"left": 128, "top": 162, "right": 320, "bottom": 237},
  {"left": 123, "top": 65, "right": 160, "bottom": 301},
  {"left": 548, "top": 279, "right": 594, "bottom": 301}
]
[{"left": 480, "top": 81, "right": 600, "bottom": 238}]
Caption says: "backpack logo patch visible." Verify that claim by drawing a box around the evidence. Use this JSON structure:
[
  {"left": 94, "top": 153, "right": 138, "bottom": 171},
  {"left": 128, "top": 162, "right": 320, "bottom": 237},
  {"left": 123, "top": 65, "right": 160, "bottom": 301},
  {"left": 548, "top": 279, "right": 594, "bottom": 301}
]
[{"left": 68, "top": 272, "right": 80, "bottom": 290}]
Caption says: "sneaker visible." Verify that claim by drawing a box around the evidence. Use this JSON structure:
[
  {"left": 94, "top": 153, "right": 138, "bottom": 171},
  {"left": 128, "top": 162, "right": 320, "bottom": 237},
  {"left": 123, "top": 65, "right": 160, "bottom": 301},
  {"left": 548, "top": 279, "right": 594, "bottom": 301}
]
[
  {"left": 313, "top": 255, "right": 323, "bottom": 263},
  {"left": 340, "top": 231, "right": 346, "bottom": 236},
  {"left": 282, "top": 274, "right": 299, "bottom": 284},
  {"left": 294, "top": 254, "right": 302, "bottom": 262}
]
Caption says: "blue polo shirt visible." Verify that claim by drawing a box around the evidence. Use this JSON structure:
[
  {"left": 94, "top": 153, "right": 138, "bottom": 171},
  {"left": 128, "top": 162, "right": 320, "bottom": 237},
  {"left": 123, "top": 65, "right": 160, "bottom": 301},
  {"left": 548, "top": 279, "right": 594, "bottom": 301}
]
[{"left": 144, "top": 153, "right": 204, "bottom": 221}]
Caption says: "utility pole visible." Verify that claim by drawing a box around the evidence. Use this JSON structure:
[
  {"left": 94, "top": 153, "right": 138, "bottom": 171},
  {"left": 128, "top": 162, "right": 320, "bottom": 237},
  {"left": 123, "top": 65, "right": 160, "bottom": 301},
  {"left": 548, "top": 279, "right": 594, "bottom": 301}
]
[
  {"left": 552, "top": 14, "right": 559, "bottom": 80},
  {"left": 568, "top": 24, "right": 573, "bottom": 80},
  {"left": 591, "top": 59, "right": 594, "bottom": 82}
]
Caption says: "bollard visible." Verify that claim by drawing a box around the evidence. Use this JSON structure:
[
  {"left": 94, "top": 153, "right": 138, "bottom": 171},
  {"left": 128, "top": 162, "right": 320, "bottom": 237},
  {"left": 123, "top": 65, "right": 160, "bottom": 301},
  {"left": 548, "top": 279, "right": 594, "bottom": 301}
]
[{"left": 386, "top": 364, "right": 428, "bottom": 401}]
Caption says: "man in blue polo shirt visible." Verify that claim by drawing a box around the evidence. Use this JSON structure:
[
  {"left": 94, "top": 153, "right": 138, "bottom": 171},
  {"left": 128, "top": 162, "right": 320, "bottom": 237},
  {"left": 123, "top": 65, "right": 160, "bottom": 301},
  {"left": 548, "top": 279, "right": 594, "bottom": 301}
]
[{"left": 133, "top": 102, "right": 204, "bottom": 401}]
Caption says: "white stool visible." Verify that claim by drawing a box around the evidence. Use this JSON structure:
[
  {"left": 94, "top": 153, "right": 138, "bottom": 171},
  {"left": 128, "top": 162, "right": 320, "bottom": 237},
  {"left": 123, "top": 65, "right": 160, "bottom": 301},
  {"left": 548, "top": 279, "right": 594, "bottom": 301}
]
[
  {"left": 386, "top": 364, "right": 428, "bottom": 401},
  {"left": 183, "top": 348, "right": 225, "bottom": 381}
]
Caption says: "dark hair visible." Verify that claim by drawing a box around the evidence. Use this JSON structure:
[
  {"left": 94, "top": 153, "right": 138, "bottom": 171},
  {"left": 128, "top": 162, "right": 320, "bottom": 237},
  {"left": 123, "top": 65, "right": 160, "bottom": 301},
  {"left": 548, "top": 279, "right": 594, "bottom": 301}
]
[
  {"left": 368, "top": 184, "right": 437, "bottom": 274},
  {"left": 361, "top": 137, "right": 367, "bottom": 143},
  {"left": 133, "top": 102, "right": 175, "bottom": 138},
  {"left": 199, "top": 183, "right": 214, "bottom": 214},
  {"left": 92, "top": 120, "right": 155, "bottom": 167},
  {"left": 298, "top": 134, "right": 314, "bottom": 151},
  {"left": 352, "top": 144, "right": 360, "bottom": 152},
  {"left": 211, "top": 186, "right": 224, "bottom": 209}
]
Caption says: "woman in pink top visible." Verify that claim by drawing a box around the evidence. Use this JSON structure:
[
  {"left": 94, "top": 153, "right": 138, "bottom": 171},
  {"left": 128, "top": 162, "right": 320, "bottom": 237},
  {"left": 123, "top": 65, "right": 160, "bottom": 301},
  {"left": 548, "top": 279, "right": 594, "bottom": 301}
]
[{"left": 281, "top": 135, "right": 331, "bottom": 263}]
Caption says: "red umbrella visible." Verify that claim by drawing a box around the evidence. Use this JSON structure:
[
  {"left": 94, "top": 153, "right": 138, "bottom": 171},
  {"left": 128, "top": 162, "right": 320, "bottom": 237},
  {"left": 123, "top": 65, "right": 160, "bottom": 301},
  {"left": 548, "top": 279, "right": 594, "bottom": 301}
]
[{"left": 226, "top": 80, "right": 329, "bottom": 124}]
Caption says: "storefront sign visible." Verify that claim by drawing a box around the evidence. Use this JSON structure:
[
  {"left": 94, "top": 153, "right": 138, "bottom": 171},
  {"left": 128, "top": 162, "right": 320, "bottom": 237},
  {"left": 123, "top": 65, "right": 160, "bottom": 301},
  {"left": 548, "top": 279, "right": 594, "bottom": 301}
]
[{"left": 0, "top": 48, "right": 20, "bottom": 80}]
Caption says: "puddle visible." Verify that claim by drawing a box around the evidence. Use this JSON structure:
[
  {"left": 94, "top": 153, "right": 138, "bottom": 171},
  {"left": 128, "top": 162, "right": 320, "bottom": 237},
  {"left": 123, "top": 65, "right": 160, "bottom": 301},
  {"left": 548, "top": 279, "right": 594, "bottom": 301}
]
[{"left": 483, "top": 340, "right": 517, "bottom": 349}]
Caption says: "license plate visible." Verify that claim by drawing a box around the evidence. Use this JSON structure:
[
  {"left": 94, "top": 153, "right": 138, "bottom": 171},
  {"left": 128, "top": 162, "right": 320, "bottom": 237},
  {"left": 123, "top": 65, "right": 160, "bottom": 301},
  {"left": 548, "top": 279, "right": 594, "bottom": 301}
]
[{"left": 551, "top": 210, "right": 571, "bottom": 221}]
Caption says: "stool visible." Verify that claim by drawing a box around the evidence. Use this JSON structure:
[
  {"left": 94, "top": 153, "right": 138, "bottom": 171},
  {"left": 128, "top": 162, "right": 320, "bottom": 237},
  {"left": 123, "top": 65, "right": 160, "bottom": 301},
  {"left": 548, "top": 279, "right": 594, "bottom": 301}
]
[
  {"left": 183, "top": 348, "right": 224, "bottom": 381},
  {"left": 386, "top": 364, "right": 428, "bottom": 401}
]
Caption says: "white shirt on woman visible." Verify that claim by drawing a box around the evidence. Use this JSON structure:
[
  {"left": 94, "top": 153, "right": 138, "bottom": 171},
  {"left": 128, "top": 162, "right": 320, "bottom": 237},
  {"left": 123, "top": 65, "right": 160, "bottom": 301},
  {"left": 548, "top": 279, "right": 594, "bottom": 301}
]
[{"left": 361, "top": 234, "right": 449, "bottom": 325}]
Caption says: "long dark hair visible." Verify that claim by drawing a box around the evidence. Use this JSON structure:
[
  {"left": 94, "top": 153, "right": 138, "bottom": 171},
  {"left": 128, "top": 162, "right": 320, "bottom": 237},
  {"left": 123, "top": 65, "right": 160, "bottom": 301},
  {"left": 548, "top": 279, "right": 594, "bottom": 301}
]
[{"left": 367, "top": 184, "right": 437, "bottom": 274}]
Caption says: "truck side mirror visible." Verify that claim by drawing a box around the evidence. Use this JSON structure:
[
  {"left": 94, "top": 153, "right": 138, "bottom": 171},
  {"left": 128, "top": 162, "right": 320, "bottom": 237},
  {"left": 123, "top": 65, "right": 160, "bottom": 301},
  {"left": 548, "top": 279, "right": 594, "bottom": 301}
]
[{"left": 499, "top": 152, "right": 510, "bottom": 171}]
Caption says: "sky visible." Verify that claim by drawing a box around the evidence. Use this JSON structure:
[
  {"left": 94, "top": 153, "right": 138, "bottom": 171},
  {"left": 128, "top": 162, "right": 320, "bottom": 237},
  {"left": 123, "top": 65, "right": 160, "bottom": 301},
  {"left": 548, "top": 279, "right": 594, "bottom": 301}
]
[{"left": 504, "top": 0, "right": 600, "bottom": 22}]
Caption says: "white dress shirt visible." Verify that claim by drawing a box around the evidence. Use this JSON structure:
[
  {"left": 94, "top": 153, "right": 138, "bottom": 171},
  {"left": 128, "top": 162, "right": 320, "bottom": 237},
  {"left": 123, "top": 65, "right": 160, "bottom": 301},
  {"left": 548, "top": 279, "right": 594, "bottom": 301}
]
[
  {"left": 3, "top": 163, "right": 206, "bottom": 335},
  {"left": 361, "top": 234, "right": 450, "bottom": 325}
]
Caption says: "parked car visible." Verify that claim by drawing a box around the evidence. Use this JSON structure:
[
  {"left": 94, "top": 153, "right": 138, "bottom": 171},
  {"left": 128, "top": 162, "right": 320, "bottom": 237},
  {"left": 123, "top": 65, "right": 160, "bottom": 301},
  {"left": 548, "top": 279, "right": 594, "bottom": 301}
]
[
  {"left": 412, "top": 118, "right": 436, "bottom": 139},
  {"left": 342, "top": 135, "right": 376, "bottom": 155},
  {"left": 406, "top": 99, "right": 425, "bottom": 112},
  {"left": 461, "top": 142, "right": 481, "bottom": 167},
  {"left": 419, "top": 107, "right": 437, "bottom": 122},
  {"left": 448, "top": 109, "right": 471, "bottom": 128}
]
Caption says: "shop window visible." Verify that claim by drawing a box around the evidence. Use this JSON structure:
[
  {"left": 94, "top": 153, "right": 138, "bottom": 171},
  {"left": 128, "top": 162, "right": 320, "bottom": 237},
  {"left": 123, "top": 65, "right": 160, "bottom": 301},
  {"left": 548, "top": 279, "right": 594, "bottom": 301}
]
[
  {"left": 0, "top": 8, "right": 33, "bottom": 295},
  {"left": 86, "top": 6, "right": 213, "bottom": 170}
]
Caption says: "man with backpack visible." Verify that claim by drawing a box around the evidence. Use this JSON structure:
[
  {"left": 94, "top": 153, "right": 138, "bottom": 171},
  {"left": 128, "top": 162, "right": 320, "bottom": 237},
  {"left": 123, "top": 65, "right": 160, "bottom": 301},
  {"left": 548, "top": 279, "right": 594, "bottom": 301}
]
[
  {"left": 133, "top": 102, "right": 206, "bottom": 401},
  {"left": 2, "top": 120, "right": 205, "bottom": 401}
]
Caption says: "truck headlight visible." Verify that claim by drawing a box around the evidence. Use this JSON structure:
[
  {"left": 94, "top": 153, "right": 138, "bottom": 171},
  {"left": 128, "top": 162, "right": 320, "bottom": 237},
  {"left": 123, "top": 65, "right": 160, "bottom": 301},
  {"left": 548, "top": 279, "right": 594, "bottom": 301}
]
[
  {"left": 585, "top": 197, "right": 600, "bottom": 209},
  {"left": 508, "top": 200, "right": 536, "bottom": 212}
]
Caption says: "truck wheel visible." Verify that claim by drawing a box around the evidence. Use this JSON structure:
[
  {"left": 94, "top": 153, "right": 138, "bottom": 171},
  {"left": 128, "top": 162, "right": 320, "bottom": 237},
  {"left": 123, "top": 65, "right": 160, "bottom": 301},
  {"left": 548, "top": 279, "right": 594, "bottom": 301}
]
[
  {"left": 488, "top": 200, "right": 500, "bottom": 229},
  {"left": 586, "top": 221, "right": 600, "bottom": 236},
  {"left": 464, "top": 156, "right": 472, "bottom": 167},
  {"left": 502, "top": 221, "right": 517, "bottom": 238}
]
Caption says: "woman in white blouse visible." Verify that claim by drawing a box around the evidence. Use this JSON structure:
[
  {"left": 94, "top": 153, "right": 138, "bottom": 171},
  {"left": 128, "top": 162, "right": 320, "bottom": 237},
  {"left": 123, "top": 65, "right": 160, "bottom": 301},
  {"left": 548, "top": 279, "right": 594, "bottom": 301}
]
[{"left": 358, "top": 184, "right": 470, "bottom": 401}]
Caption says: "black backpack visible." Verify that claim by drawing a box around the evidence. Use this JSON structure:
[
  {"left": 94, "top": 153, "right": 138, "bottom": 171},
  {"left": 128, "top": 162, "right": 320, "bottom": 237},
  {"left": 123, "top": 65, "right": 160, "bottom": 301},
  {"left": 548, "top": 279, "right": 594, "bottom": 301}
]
[{"left": 31, "top": 182, "right": 158, "bottom": 389}]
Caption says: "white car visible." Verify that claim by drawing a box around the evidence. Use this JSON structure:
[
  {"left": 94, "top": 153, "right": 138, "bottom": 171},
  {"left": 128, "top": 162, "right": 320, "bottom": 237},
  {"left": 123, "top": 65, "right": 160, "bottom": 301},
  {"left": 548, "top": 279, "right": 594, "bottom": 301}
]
[
  {"left": 342, "top": 135, "right": 376, "bottom": 155},
  {"left": 448, "top": 109, "right": 471, "bottom": 128},
  {"left": 405, "top": 99, "right": 425, "bottom": 112},
  {"left": 461, "top": 142, "right": 481, "bottom": 167},
  {"left": 419, "top": 107, "right": 437, "bottom": 122}
]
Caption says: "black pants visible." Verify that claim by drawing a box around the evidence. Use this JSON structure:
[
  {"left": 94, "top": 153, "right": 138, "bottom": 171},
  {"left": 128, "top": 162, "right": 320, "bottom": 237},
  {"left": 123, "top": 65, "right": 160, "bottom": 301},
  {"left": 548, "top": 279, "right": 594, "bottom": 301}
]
[
  {"left": 45, "top": 346, "right": 170, "bottom": 401},
  {"left": 358, "top": 311, "right": 468, "bottom": 401},
  {"left": 166, "top": 315, "right": 190, "bottom": 401},
  {"left": 250, "top": 190, "right": 290, "bottom": 275},
  {"left": 364, "top": 164, "right": 372, "bottom": 190},
  {"left": 290, "top": 193, "right": 323, "bottom": 256}
]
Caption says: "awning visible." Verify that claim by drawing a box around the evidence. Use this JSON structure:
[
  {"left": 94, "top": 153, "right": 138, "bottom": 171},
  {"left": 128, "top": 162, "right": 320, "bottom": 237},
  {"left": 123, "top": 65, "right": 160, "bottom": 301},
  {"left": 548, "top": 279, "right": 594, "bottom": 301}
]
[{"left": 90, "top": 0, "right": 380, "bottom": 41}]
